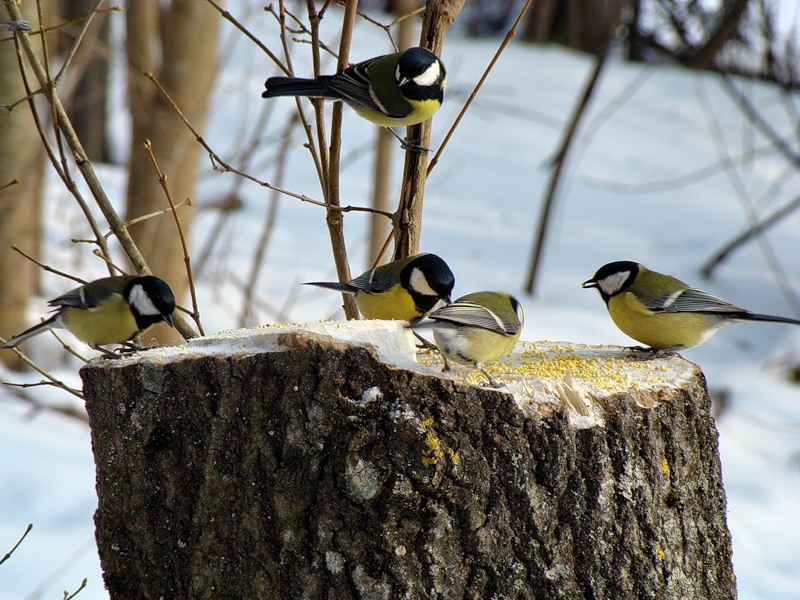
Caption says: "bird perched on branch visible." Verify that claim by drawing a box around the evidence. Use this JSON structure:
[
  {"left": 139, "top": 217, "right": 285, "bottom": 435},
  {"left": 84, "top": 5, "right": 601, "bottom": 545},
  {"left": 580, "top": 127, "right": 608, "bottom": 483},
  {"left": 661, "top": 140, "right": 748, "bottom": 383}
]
[
  {"left": 2, "top": 275, "right": 176, "bottom": 358},
  {"left": 582, "top": 260, "right": 800, "bottom": 352},
  {"left": 305, "top": 253, "right": 454, "bottom": 323},
  {"left": 262, "top": 47, "right": 446, "bottom": 148},
  {"left": 424, "top": 291, "right": 524, "bottom": 387}
]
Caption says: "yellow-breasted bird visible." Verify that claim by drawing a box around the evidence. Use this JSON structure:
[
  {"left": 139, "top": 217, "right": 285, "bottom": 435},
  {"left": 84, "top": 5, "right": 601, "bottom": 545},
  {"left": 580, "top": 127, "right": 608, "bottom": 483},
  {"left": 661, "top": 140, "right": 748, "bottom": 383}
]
[
  {"left": 583, "top": 260, "right": 800, "bottom": 352},
  {"left": 425, "top": 291, "right": 524, "bottom": 387},
  {"left": 305, "top": 253, "right": 454, "bottom": 322},
  {"left": 262, "top": 47, "right": 445, "bottom": 147},
  {"left": 2, "top": 275, "right": 175, "bottom": 358}
]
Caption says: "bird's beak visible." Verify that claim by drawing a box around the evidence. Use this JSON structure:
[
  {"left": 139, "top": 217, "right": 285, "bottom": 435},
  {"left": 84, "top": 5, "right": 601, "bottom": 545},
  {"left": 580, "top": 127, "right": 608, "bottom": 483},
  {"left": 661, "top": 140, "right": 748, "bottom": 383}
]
[
  {"left": 442, "top": 294, "right": 451, "bottom": 304},
  {"left": 581, "top": 279, "right": 597, "bottom": 289},
  {"left": 164, "top": 313, "right": 175, "bottom": 328},
  {"left": 398, "top": 76, "right": 409, "bottom": 87}
]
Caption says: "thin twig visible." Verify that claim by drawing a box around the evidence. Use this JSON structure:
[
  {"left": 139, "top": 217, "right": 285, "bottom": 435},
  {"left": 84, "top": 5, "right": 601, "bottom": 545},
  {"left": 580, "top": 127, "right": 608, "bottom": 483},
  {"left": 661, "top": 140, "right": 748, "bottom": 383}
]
[
  {"left": 53, "top": 1, "right": 109, "bottom": 84},
  {"left": 117, "top": 201, "right": 191, "bottom": 233},
  {"left": 0, "top": 523, "right": 32, "bottom": 566},
  {"left": 204, "top": 0, "right": 290, "bottom": 74},
  {"left": 64, "top": 578, "right": 88, "bottom": 600},
  {"left": 525, "top": 51, "right": 610, "bottom": 295},
  {"left": 0, "top": 338, "right": 85, "bottom": 399},
  {"left": 143, "top": 139, "right": 205, "bottom": 336},
  {"left": 695, "top": 78, "right": 800, "bottom": 314},
  {"left": 427, "top": 0, "right": 533, "bottom": 176},
  {"left": 0, "top": 178, "right": 19, "bottom": 191},
  {"left": 265, "top": 3, "right": 338, "bottom": 60},
  {"left": 142, "top": 72, "right": 390, "bottom": 218},
  {"left": 239, "top": 117, "right": 294, "bottom": 327},
  {"left": 11, "top": 246, "right": 87, "bottom": 284},
  {"left": 2, "top": 382, "right": 89, "bottom": 422},
  {"left": 701, "top": 192, "right": 800, "bottom": 276}
]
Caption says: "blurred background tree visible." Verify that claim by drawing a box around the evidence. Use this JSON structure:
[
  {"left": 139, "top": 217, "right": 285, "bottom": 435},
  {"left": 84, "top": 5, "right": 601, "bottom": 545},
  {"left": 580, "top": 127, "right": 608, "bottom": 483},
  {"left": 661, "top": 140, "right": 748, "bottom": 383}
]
[
  {"left": 124, "top": 0, "right": 220, "bottom": 343},
  {"left": 0, "top": 3, "right": 47, "bottom": 370}
]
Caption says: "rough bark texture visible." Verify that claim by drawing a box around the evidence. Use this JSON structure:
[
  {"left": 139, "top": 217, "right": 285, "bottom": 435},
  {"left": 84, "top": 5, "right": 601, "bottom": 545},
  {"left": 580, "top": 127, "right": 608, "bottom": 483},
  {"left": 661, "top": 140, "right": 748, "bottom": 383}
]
[{"left": 82, "top": 333, "right": 736, "bottom": 600}]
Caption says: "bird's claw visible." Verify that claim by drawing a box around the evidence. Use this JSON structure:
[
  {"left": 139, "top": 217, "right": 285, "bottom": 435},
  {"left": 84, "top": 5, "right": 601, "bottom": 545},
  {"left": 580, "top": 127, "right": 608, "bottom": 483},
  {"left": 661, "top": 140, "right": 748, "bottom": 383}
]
[{"left": 2, "top": 20, "right": 32, "bottom": 33}]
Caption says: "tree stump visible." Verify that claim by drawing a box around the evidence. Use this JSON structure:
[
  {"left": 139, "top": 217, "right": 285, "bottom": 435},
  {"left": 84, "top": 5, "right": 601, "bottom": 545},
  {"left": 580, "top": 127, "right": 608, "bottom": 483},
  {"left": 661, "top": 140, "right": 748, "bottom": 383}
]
[{"left": 80, "top": 321, "right": 736, "bottom": 600}]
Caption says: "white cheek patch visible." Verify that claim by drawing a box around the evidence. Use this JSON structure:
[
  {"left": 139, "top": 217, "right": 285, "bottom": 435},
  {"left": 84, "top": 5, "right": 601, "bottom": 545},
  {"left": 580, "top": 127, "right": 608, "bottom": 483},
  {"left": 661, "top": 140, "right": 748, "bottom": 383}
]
[
  {"left": 129, "top": 283, "right": 161, "bottom": 316},
  {"left": 412, "top": 61, "right": 440, "bottom": 87},
  {"left": 409, "top": 267, "right": 438, "bottom": 297},
  {"left": 597, "top": 271, "right": 630, "bottom": 296},
  {"left": 514, "top": 303, "right": 525, "bottom": 327}
]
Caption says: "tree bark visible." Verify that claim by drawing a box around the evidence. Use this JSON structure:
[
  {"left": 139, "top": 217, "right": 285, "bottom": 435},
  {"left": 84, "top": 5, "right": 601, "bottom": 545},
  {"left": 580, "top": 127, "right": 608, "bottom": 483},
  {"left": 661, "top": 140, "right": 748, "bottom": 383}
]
[
  {"left": 0, "top": 4, "right": 45, "bottom": 368},
  {"left": 81, "top": 325, "right": 736, "bottom": 600},
  {"left": 393, "top": 0, "right": 465, "bottom": 259}
]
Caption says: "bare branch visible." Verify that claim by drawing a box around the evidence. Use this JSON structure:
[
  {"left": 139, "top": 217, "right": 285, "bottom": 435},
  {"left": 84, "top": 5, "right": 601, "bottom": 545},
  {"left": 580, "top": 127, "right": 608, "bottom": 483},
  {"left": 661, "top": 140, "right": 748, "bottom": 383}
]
[
  {"left": 143, "top": 139, "right": 205, "bottom": 336},
  {"left": 204, "top": 0, "right": 290, "bottom": 74},
  {"left": 11, "top": 246, "right": 87, "bottom": 285},
  {"left": 0, "top": 523, "right": 32, "bottom": 566},
  {"left": 428, "top": 0, "right": 533, "bottom": 176}
]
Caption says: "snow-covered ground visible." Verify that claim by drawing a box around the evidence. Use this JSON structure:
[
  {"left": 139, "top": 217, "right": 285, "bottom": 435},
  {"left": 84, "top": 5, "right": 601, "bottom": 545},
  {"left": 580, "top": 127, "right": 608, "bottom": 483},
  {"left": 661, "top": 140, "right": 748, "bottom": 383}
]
[{"left": 2, "top": 6, "right": 800, "bottom": 599}]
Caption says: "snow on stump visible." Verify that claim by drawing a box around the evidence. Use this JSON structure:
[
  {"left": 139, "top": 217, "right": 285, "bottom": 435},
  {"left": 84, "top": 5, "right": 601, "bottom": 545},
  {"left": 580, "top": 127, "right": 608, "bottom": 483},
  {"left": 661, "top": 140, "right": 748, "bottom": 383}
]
[{"left": 80, "top": 321, "right": 736, "bottom": 600}]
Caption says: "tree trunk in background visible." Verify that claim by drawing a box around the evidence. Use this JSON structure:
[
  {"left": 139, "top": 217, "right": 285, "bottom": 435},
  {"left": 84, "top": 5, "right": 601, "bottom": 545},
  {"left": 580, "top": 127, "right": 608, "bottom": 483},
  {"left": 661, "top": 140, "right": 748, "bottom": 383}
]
[
  {"left": 0, "top": 7, "right": 45, "bottom": 369},
  {"left": 82, "top": 330, "right": 736, "bottom": 599},
  {"left": 125, "top": 0, "right": 220, "bottom": 343},
  {"left": 522, "top": 0, "right": 627, "bottom": 55},
  {"left": 58, "top": 0, "right": 112, "bottom": 163}
]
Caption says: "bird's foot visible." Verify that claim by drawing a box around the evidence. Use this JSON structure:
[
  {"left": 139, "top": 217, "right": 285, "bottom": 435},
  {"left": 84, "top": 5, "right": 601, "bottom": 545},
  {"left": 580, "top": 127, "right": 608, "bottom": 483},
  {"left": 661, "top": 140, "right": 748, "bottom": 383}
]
[
  {"left": 91, "top": 345, "right": 124, "bottom": 360},
  {"left": 399, "top": 138, "right": 430, "bottom": 154},
  {"left": 2, "top": 20, "right": 31, "bottom": 33},
  {"left": 386, "top": 127, "right": 430, "bottom": 153},
  {"left": 413, "top": 332, "right": 437, "bottom": 350},
  {"left": 623, "top": 345, "right": 682, "bottom": 361}
]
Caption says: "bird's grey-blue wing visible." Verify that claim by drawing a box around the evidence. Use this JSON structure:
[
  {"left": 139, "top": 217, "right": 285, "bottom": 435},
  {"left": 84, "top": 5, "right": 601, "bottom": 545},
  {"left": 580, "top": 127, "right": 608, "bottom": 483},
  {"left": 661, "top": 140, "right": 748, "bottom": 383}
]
[
  {"left": 347, "top": 268, "right": 397, "bottom": 293},
  {"left": 645, "top": 287, "right": 745, "bottom": 314},
  {"left": 430, "top": 302, "right": 515, "bottom": 335}
]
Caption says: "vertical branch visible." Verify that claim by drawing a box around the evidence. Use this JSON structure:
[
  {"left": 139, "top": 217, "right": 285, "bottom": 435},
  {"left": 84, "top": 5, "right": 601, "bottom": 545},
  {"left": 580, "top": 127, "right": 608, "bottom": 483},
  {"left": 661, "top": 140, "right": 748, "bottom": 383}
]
[
  {"left": 393, "top": 0, "right": 465, "bottom": 259},
  {"left": 314, "top": 0, "right": 359, "bottom": 319},
  {"left": 368, "top": 0, "right": 416, "bottom": 267},
  {"left": 524, "top": 51, "right": 609, "bottom": 295}
]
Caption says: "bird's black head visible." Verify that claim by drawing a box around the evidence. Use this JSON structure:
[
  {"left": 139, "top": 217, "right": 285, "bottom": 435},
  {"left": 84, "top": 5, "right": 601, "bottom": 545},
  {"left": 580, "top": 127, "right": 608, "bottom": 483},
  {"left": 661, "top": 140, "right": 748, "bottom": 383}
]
[
  {"left": 125, "top": 276, "right": 176, "bottom": 331},
  {"left": 582, "top": 261, "right": 640, "bottom": 303},
  {"left": 395, "top": 47, "right": 445, "bottom": 101},
  {"left": 402, "top": 253, "right": 455, "bottom": 314}
]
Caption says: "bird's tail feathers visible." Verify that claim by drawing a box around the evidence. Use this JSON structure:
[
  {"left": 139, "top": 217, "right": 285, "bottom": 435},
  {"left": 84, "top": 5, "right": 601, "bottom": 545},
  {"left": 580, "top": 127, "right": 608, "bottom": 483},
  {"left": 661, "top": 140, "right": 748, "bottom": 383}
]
[
  {"left": 739, "top": 312, "right": 800, "bottom": 326},
  {"left": 2, "top": 314, "right": 61, "bottom": 349},
  {"left": 304, "top": 281, "right": 357, "bottom": 295},
  {"left": 262, "top": 77, "right": 341, "bottom": 100}
]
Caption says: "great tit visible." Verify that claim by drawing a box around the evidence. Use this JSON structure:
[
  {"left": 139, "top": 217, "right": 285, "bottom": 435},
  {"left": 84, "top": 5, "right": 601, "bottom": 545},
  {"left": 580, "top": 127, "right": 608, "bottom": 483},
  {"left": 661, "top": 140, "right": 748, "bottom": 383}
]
[
  {"left": 305, "top": 253, "right": 454, "bottom": 322},
  {"left": 262, "top": 47, "right": 446, "bottom": 141},
  {"left": 2, "top": 275, "right": 176, "bottom": 358},
  {"left": 582, "top": 260, "right": 800, "bottom": 352},
  {"left": 426, "top": 291, "right": 524, "bottom": 387}
]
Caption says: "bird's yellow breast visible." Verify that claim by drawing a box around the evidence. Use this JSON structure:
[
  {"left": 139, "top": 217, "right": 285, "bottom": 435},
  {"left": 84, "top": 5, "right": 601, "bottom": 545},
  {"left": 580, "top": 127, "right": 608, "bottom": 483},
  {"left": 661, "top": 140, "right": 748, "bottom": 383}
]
[
  {"left": 352, "top": 98, "right": 442, "bottom": 127},
  {"left": 451, "top": 327, "right": 520, "bottom": 366},
  {"left": 608, "top": 293, "right": 711, "bottom": 349},
  {"left": 356, "top": 285, "right": 422, "bottom": 321},
  {"left": 61, "top": 294, "right": 140, "bottom": 345}
]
